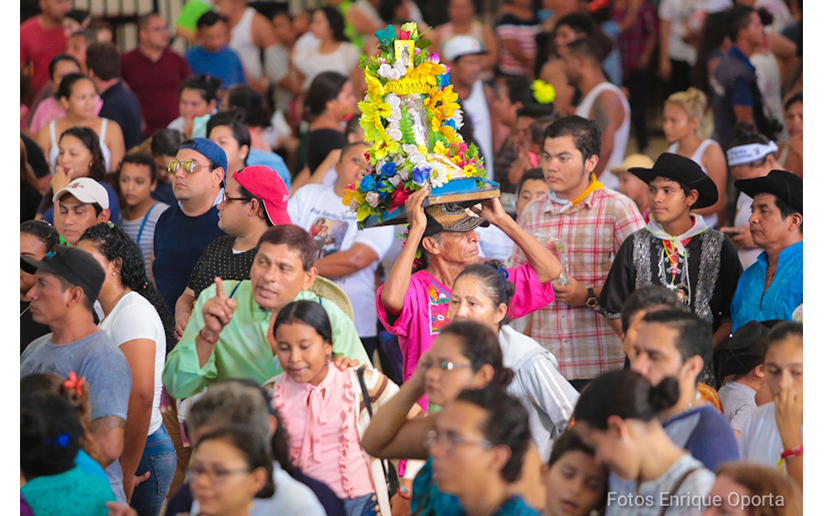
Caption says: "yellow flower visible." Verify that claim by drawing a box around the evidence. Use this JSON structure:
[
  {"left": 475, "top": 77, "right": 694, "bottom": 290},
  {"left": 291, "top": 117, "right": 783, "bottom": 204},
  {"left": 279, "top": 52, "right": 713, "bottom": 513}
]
[
  {"left": 531, "top": 80, "right": 556, "bottom": 105},
  {"left": 463, "top": 164, "right": 478, "bottom": 177},
  {"left": 440, "top": 124, "right": 457, "bottom": 143},
  {"left": 407, "top": 62, "right": 446, "bottom": 85},
  {"left": 365, "top": 73, "right": 385, "bottom": 102},
  {"left": 342, "top": 187, "right": 366, "bottom": 208},
  {"left": 371, "top": 132, "right": 400, "bottom": 161},
  {"left": 433, "top": 141, "right": 448, "bottom": 156}
]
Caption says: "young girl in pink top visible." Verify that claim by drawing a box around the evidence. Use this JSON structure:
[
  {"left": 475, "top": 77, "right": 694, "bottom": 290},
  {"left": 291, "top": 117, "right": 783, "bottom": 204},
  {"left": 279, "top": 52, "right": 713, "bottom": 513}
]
[{"left": 267, "top": 300, "right": 422, "bottom": 516}]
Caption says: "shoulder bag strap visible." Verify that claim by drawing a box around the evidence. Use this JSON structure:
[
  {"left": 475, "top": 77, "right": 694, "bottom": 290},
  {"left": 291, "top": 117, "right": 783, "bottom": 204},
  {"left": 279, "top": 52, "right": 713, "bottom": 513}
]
[{"left": 658, "top": 467, "right": 702, "bottom": 516}]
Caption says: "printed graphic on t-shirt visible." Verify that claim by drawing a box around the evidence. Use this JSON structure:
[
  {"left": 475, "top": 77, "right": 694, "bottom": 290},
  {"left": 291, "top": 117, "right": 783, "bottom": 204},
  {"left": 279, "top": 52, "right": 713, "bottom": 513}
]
[
  {"left": 428, "top": 282, "right": 450, "bottom": 335},
  {"left": 309, "top": 216, "right": 349, "bottom": 258}
]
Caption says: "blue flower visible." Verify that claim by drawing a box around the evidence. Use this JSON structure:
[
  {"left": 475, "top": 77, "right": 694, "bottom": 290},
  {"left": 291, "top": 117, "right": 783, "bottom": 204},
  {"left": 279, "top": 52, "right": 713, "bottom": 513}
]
[
  {"left": 381, "top": 162, "right": 398, "bottom": 177},
  {"left": 443, "top": 119, "right": 456, "bottom": 130},
  {"left": 359, "top": 175, "right": 377, "bottom": 192},
  {"left": 412, "top": 166, "right": 431, "bottom": 186},
  {"left": 438, "top": 73, "right": 450, "bottom": 87},
  {"left": 375, "top": 25, "right": 397, "bottom": 46}
]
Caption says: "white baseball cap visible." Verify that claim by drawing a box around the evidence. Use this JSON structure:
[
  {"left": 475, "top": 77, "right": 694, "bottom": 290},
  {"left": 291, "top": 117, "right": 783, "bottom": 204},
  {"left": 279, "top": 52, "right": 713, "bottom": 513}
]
[
  {"left": 53, "top": 177, "right": 110, "bottom": 209},
  {"left": 442, "top": 35, "right": 488, "bottom": 62}
]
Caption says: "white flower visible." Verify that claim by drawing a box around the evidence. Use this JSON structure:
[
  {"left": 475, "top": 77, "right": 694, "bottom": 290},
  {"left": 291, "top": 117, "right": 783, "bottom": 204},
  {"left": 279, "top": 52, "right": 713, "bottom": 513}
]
[
  {"left": 378, "top": 64, "right": 393, "bottom": 79},
  {"left": 392, "top": 60, "right": 407, "bottom": 78},
  {"left": 385, "top": 94, "right": 401, "bottom": 109},
  {"left": 410, "top": 153, "right": 427, "bottom": 165},
  {"left": 399, "top": 169, "right": 410, "bottom": 181},
  {"left": 349, "top": 199, "right": 360, "bottom": 212},
  {"left": 388, "top": 175, "right": 403, "bottom": 187},
  {"left": 402, "top": 144, "right": 419, "bottom": 155},
  {"left": 389, "top": 120, "right": 401, "bottom": 131},
  {"left": 366, "top": 192, "right": 380, "bottom": 207},
  {"left": 388, "top": 128, "right": 403, "bottom": 141},
  {"left": 393, "top": 154, "right": 405, "bottom": 166},
  {"left": 430, "top": 161, "right": 450, "bottom": 188}
]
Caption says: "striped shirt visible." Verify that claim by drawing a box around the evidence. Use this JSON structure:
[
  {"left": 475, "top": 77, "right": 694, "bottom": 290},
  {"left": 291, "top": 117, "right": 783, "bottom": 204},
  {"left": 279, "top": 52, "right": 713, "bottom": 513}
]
[
  {"left": 495, "top": 14, "right": 541, "bottom": 76},
  {"left": 118, "top": 202, "right": 169, "bottom": 284},
  {"left": 510, "top": 189, "right": 644, "bottom": 380},
  {"left": 499, "top": 325, "right": 578, "bottom": 461}
]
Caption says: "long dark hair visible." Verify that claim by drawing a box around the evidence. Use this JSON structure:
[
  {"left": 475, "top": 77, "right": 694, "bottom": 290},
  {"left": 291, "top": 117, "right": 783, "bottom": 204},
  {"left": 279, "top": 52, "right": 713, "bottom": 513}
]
[
  {"left": 438, "top": 320, "right": 514, "bottom": 389},
  {"left": 78, "top": 223, "right": 177, "bottom": 354},
  {"left": 272, "top": 300, "right": 333, "bottom": 345},
  {"left": 303, "top": 71, "right": 349, "bottom": 121},
  {"left": 455, "top": 261, "right": 515, "bottom": 328},
  {"left": 316, "top": 6, "right": 348, "bottom": 42},
  {"left": 196, "top": 425, "right": 276, "bottom": 498},
  {"left": 573, "top": 370, "right": 680, "bottom": 430},
  {"left": 39, "top": 126, "right": 108, "bottom": 216}
]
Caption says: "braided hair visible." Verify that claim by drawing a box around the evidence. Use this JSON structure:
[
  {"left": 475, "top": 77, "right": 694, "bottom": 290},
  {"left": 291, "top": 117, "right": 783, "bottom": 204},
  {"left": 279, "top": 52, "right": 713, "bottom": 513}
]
[{"left": 78, "top": 223, "right": 177, "bottom": 354}]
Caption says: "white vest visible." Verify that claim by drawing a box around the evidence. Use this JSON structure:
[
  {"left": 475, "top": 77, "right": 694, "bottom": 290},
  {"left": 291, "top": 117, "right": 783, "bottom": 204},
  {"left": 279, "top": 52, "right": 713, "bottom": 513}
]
[
  {"left": 575, "top": 82, "right": 630, "bottom": 190},
  {"left": 463, "top": 80, "right": 494, "bottom": 180},
  {"left": 230, "top": 7, "right": 263, "bottom": 81}
]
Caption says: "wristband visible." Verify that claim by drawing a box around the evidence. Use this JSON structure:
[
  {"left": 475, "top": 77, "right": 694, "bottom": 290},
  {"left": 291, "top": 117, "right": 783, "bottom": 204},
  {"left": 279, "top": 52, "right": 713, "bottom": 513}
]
[
  {"left": 777, "top": 445, "right": 802, "bottom": 470},
  {"left": 781, "top": 446, "right": 802, "bottom": 459},
  {"left": 199, "top": 329, "right": 219, "bottom": 345},
  {"left": 397, "top": 487, "right": 411, "bottom": 500}
]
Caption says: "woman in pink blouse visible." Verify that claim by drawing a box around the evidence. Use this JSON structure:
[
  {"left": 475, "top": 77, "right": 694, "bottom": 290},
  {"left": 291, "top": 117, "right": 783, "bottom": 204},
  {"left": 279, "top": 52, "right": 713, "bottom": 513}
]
[{"left": 266, "top": 300, "right": 422, "bottom": 516}]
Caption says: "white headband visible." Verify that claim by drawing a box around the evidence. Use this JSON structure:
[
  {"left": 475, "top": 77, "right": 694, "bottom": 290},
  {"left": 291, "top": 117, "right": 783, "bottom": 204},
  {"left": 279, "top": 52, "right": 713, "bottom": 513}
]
[{"left": 726, "top": 141, "right": 778, "bottom": 166}]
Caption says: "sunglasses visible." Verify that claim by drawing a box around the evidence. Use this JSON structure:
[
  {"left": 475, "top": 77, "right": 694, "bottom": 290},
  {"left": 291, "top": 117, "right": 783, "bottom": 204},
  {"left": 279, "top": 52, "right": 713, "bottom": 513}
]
[{"left": 168, "top": 159, "right": 210, "bottom": 175}]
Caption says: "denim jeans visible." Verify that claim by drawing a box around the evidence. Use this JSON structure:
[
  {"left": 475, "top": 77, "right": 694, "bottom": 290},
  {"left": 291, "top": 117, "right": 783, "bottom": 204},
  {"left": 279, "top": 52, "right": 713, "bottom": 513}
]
[
  {"left": 130, "top": 424, "right": 176, "bottom": 516},
  {"left": 343, "top": 493, "right": 379, "bottom": 516}
]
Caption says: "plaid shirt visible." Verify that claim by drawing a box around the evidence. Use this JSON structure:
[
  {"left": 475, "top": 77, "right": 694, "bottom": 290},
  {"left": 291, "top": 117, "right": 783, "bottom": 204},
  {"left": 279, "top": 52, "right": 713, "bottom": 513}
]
[
  {"left": 611, "top": 1, "right": 658, "bottom": 81},
  {"left": 510, "top": 189, "right": 645, "bottom": 380}
]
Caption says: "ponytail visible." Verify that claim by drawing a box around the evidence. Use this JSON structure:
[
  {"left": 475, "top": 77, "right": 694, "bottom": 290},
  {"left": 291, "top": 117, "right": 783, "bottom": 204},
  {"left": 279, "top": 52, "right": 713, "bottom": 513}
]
[{"left": 573, "top": 370, "right": 680, "bottom": 430}]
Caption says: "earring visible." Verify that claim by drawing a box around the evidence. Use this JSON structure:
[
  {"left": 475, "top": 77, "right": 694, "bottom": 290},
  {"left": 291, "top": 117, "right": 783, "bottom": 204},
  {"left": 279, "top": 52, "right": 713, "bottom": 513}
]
[{"left": 112, "top": 272, "right": 116, "bottom": 276}]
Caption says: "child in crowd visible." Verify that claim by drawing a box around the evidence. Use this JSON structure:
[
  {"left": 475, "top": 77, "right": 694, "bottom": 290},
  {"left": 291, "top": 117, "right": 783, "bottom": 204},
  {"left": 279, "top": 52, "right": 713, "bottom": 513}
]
[
  {"left": 115, "top": 152, "right": 170, "bottom": 284},
  {"left": 739, "top": 322, "right": 803, "bottom": 488},
  {"left": 717, "top": 320, "right": 770, "bottom": 437},
  {"left": 266, "top": 300, "right": 421, "bottom": 516},
  {"left": 21, "top": 391, "right": 116, "bottom": 515},
  {"left": 611, "top": 154, "right": 653, "bottom": 218},
  {"left": 167, "top": 74, "right": 222, "bottom": 139},
  {"left": 542, "top": 430, "right": 607, "bottom": 516},
  {"left": 185, "top": 11, "right": 246, "bottom": 91}
]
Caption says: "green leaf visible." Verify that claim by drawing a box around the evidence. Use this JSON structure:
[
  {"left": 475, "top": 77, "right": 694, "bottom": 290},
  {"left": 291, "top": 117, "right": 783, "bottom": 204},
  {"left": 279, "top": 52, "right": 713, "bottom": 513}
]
[
  {"left": 400, "top": 107, "right": 416, "bottom": 144},
  {"left": 417, "top": 38, "right": 433, "bottom": 50}
]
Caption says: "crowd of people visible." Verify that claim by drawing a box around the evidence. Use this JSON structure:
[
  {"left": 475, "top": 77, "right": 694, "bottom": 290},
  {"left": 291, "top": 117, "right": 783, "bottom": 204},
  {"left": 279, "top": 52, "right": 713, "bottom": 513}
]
[{"left": 21, "top": 0, "right": 802, "bottom": 514}]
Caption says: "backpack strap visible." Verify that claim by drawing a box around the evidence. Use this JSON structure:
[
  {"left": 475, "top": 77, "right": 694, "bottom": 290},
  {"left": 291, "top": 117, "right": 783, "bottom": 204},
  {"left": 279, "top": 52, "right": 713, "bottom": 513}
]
[{"left": 659, "top": 467, "right": 702, "bottom": 516}]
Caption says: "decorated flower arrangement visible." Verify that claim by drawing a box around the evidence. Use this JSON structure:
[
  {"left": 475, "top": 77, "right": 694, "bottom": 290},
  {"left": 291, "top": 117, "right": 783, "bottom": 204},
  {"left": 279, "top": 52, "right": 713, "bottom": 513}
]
[{"left": 343, "top": 22, "right": 488, "bottom": 226}]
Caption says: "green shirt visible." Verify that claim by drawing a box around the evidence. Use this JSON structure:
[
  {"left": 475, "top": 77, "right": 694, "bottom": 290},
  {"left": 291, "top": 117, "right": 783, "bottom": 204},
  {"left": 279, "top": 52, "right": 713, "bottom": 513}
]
[
  {"left": 176, "top": 0, "right": 213, "bottom": 32},
  {"left": 162, "top": 279, "right": 369, "bottom": 399}
]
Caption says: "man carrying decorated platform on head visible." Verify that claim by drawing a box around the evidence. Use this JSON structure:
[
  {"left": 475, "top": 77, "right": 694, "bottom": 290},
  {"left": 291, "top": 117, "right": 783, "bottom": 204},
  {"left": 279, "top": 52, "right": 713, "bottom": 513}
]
[{"left": 377, "top": 188, "right": 564, "bottom": 408}]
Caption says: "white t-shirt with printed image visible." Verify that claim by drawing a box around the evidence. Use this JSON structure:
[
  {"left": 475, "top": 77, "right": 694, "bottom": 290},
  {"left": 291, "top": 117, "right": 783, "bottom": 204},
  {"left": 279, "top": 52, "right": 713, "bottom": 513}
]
[{"left": 288, "top": 184, "right": 395, "bottom": 337}]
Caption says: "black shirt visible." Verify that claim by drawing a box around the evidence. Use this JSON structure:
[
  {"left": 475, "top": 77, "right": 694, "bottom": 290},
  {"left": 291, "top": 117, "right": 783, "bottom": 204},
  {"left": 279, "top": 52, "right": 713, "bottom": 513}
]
[
  {"left": 150, "top": 181, "right": 176, "bottom": 206},
  {"left": 598, "top": 228, "right": 743, "bottom": 331},
  {"left": 187, "top": 235, "right": 256, "bottom": 299},
  {"left": 307, "top": 128, "right": 346, "bottom": 174},
  {"left": 22, "top": 132, "right": 50, "bottom": 178},
  {"left": 99, "top": 81, "right": 144, "bottom": 150}
]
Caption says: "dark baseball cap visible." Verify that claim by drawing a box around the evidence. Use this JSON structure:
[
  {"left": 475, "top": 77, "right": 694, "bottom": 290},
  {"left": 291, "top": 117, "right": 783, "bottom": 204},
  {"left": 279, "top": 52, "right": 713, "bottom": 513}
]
[
  {"left": 21, "top": 246, "right": 105, "bottom": 302},
  {"left": 179, "top": 137, "right": 228, "bottom": 173}
]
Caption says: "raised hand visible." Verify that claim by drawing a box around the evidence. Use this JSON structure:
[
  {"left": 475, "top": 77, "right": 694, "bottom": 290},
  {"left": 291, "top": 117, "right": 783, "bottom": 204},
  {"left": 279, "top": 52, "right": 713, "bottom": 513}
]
[
  {"left": 406, "top": 186, "right": 430, "bottom": 232},
  {"left": 201, "top": 277, "right": 237, "bottom": 343}
]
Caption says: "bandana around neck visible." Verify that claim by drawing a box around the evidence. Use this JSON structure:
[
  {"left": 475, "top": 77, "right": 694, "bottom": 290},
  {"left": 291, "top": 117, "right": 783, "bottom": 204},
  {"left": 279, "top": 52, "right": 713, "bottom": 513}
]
[
  {"left": 645, "top": 214, "right": 709, "bottom": 256},
  {"left": 547, "top": 174, "right": 604, "bottom": 208}
]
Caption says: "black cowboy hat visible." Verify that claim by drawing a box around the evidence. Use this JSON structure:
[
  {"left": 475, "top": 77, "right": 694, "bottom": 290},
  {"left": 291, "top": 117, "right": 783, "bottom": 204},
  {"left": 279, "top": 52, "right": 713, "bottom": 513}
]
[
  {"left": 628, "top": 153, "right": 719, "bottom": 209},
  {"left": 734, "top": 170, "right": 802, "bottom": 214}
]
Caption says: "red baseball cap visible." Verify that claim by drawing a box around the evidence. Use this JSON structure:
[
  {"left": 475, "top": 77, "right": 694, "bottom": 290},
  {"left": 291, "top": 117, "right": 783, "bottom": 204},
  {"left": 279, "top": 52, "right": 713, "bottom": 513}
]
[{"left": 233, "top": 165, "right": 292, "bottom": 226}]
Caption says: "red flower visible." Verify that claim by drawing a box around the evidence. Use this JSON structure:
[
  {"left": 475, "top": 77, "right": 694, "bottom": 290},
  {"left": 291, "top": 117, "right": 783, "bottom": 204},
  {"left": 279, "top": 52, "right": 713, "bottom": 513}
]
[
  {"left": 400, "top": 30, "right": 411, "bottom": 39},
  {"left": 390, "top": 187, "right": 412, "bottom": 209}
]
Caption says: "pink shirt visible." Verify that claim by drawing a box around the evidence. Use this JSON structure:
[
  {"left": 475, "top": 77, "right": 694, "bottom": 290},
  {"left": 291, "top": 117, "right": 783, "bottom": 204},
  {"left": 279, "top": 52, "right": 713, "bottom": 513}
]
[
  {"left": 273, "top": 366, "right": 375, "bottom": 499},
  {"left": 29, "top": 97, "right": 105, "bottom": 135},
  {"left": 376, "top": 263, "right": 555, "bottom": 407}
]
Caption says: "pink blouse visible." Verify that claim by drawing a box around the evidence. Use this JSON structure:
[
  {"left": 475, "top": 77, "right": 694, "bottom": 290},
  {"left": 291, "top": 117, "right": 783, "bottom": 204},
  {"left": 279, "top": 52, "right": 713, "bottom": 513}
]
[{"left": 273, "top": 366, "right": 375, "bottom": 499}]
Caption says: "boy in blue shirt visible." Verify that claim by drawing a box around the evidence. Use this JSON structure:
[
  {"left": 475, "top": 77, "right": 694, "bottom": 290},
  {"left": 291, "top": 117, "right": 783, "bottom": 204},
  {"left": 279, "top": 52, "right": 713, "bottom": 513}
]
[{"left": 185, "top": 11, "right": 246, "bottom": 89}]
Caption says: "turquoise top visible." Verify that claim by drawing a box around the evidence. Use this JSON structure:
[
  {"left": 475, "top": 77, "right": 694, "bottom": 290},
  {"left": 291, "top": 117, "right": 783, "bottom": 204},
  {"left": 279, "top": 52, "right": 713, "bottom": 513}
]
[{"left": 21, "top": 466, "right": 115, "bottom": 516}]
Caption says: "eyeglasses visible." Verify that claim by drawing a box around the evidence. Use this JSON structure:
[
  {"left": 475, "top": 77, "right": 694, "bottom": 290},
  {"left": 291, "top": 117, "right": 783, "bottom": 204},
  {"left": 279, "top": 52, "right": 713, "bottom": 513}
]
[
  {"left": 168, "top": 159, "right": 210, "bottom": 175},
  {"left": 424, "top": 429, "right": 493, "bottom": 451},
  {"left": 187, "top": 464, "right": 251, "bottom": 484},
  {"left": 221, "top": 195, "right": 252, "bottom": 204}
]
